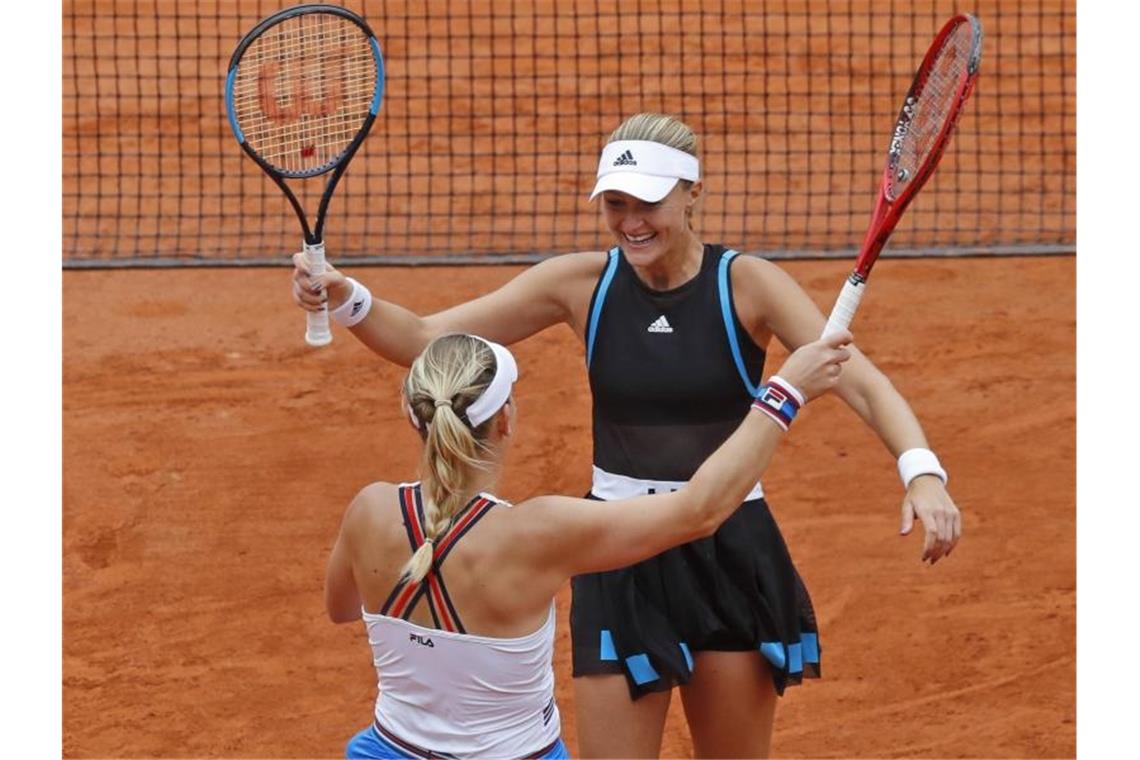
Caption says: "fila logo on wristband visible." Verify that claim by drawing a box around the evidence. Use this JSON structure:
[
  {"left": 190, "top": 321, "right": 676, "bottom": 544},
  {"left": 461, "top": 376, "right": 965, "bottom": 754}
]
[
  {"left": 752, "top": 378, "right": 802, "bottom": 431},
  {"left": 760, "top": 385, "right": 789, "bottom": 410}
]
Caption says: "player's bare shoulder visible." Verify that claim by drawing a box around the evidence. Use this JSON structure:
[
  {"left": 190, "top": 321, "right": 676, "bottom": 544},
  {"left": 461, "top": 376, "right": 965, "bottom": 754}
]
[
  {"left": 529, "top": 250, "right": 610, "bottom": 287},
  {"left": 490, "top": 493, "right": 586, "bottom": 556},
  {"left": 344, "top": 481, "right": 401, "bottom": 529},
  {"left": 725, "top": 253, "right": 797, "bottom": 331},
  {"left": 728, "top": 251, "right": 789, "bottom": 285},
  {"left": 525, "top": 250, "right": 611, "bottom": 336},
  {"left": 729, "top": 253, "right": 830, "bottom": 347}
]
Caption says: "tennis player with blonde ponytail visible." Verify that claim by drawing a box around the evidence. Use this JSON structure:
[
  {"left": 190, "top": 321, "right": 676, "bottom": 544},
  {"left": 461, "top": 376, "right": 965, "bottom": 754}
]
[
  {"left": 325, "top": 330, "right": 850, "bottom": 759},
  {"left": 398, "top": 336, "right": 518, "bottom": 586}
]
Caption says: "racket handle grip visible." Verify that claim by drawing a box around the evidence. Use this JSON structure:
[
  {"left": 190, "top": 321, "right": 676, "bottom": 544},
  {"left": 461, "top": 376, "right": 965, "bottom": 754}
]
[
  {"left": 821, "top": 276, "right": 866, "bottom": 339},
  {"left": 304, "top": 240, "right": 333, "bottom": 347}
]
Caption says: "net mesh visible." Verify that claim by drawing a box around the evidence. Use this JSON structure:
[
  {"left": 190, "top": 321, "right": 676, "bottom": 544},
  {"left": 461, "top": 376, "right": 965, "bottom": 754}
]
[
  {"left": 63, "top": 0, "right": 1075, "bottom": 267},
  {"left": 230, "top": 11, "right": 378, "bottom": 176}
]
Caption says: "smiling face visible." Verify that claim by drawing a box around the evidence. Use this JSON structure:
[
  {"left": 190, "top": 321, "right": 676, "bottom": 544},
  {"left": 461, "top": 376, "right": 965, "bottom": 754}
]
[{"left": 601, "top": 181, "right": 702, "bottom": 268}]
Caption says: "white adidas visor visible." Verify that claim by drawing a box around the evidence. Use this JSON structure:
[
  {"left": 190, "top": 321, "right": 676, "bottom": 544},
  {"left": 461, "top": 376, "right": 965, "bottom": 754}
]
[{"left": 589, "top": 140, "right": 701, "bottom": 203}]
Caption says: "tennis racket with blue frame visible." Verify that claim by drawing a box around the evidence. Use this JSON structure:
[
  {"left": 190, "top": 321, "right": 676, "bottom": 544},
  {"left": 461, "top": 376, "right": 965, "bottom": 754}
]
[{"left": 225, "top": 4, "right": 385, "bottom": 346}]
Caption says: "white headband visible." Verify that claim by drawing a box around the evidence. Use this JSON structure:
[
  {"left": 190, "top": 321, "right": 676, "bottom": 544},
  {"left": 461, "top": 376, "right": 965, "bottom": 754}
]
[
  {"left": 589, "top": 140, "right": 701, "bottom": 202},
  {"left": 405, "top": 336, "right": 518, "bottom": 430},
  {"left": 464, "top": 336, "right": 518, "bottom": 427}
]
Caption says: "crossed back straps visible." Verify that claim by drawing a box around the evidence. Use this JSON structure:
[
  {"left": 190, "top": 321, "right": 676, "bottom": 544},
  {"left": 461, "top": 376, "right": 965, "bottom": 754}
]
[{"left": 380, "top": 484, "right": 498, "bottom": 634}]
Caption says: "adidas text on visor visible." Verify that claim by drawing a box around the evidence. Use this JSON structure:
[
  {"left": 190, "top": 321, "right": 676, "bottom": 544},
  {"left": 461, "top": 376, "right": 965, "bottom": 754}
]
[{"left": 589, "top": 140, "right": 701, "bottom": 203}]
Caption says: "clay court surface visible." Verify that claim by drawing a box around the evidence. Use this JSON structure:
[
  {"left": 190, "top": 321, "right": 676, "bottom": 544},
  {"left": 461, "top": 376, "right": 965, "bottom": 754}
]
[{"left": 62, "top": 255, "right": 1075, "bottom": 758}]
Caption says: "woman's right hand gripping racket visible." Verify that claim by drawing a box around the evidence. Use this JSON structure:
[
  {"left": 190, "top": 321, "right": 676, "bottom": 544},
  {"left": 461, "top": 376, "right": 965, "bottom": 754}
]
[
  {"left": 225, "top": 4, "right": 385, "bottom": 346},
  {"left": 821, "top": 14, "right": 984, "bottom": 339}
]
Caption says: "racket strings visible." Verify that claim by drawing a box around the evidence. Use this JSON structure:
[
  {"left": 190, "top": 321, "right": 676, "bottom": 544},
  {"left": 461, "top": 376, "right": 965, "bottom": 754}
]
[
  {"left": 231, "top": 13, "right": 376, "bottom": 175},
  {"left": 889, "top": 22, "right": 976, "bottom": 199}
]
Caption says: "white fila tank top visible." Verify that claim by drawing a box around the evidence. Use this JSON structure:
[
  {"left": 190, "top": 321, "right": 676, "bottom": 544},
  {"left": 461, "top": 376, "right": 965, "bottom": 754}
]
[{"left": 362, "top": 604, "right": 560, "bottom": 756}]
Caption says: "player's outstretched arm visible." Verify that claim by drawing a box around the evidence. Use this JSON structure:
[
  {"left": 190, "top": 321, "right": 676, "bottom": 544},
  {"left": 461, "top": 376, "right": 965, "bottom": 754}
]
[
  {"left": 510, "top": 333, "right": 851, "bottom": 593},
  {"left": 731, "top": 255, "right": 962, "bottom": 564},
  {"left": 292, "top": 250, "right": 607, "bottom": 366}
]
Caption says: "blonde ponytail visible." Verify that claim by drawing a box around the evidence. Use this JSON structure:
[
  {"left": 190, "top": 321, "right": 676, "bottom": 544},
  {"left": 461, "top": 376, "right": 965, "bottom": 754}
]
[{"left": 400, "top": 335, "right": 502, "bottom": 583}]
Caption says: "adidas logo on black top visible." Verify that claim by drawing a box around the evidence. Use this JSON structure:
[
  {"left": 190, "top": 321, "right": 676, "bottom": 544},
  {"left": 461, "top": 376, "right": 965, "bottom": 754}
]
[
  {"left": 613, "top": 150, "right": 637, "bottom": 167},
  {"left": 647, "top": 315, "right": 673, "bottom": 333}
]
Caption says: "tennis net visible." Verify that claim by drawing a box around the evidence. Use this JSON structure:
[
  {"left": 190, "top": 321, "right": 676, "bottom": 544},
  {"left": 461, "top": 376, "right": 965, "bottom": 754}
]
[{"left": 63, "top": 0, "right": 1075, "bottom": 267}]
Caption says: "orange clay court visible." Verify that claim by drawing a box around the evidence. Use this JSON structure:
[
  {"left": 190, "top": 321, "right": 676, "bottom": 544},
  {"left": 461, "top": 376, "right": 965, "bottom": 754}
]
[
  {"left": 63, "top": 0, "right": 1074, "bottom": 756},
  {"left": 62, "top": 256, "right": 1075, "bottom": 757}
]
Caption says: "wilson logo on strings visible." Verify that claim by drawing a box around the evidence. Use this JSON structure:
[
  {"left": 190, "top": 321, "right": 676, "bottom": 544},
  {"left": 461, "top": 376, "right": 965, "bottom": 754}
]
[{"left": 257, "top": 55, "right": 346, "bottom": 125}]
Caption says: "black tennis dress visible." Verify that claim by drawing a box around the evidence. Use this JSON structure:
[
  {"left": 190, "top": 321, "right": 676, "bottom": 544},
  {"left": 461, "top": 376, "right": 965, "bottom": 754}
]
[{"left": 569, "top": 243, "right": 821, "bottom": 699}]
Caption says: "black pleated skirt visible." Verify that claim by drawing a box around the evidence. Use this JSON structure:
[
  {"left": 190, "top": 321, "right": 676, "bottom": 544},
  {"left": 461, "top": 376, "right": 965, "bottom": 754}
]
[{"left": 570, "top": 496, "right": 821, "bottom": 699}]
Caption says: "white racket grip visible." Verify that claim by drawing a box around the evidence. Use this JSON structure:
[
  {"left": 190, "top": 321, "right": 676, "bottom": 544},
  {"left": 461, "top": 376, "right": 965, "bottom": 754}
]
[
  {"left": 821, "top": 277, "right": 866, "bottom": 339},
  {"left": 304, "top": 240, "right": 333, "bottom": 347}
]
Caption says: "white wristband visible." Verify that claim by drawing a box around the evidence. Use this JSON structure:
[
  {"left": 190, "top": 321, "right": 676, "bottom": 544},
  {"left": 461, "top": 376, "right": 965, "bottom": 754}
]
[
  {"left": 897, "top": 448, "right": 948, "bottom": 489},
  {"left": 329, "top": 278, "right": 372, "bottom": 328}
]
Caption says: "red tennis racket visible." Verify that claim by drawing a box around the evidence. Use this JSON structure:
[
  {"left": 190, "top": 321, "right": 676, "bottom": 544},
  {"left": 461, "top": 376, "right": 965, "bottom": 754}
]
[{"left": 821, "top": 14, "right": 983, "bottom": 339}]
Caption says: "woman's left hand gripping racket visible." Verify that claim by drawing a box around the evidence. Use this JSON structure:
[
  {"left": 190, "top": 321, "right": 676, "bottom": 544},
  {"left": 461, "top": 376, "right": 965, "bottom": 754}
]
[{"left": 225, "top": 4, "right": 384, "bottom": 346}]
